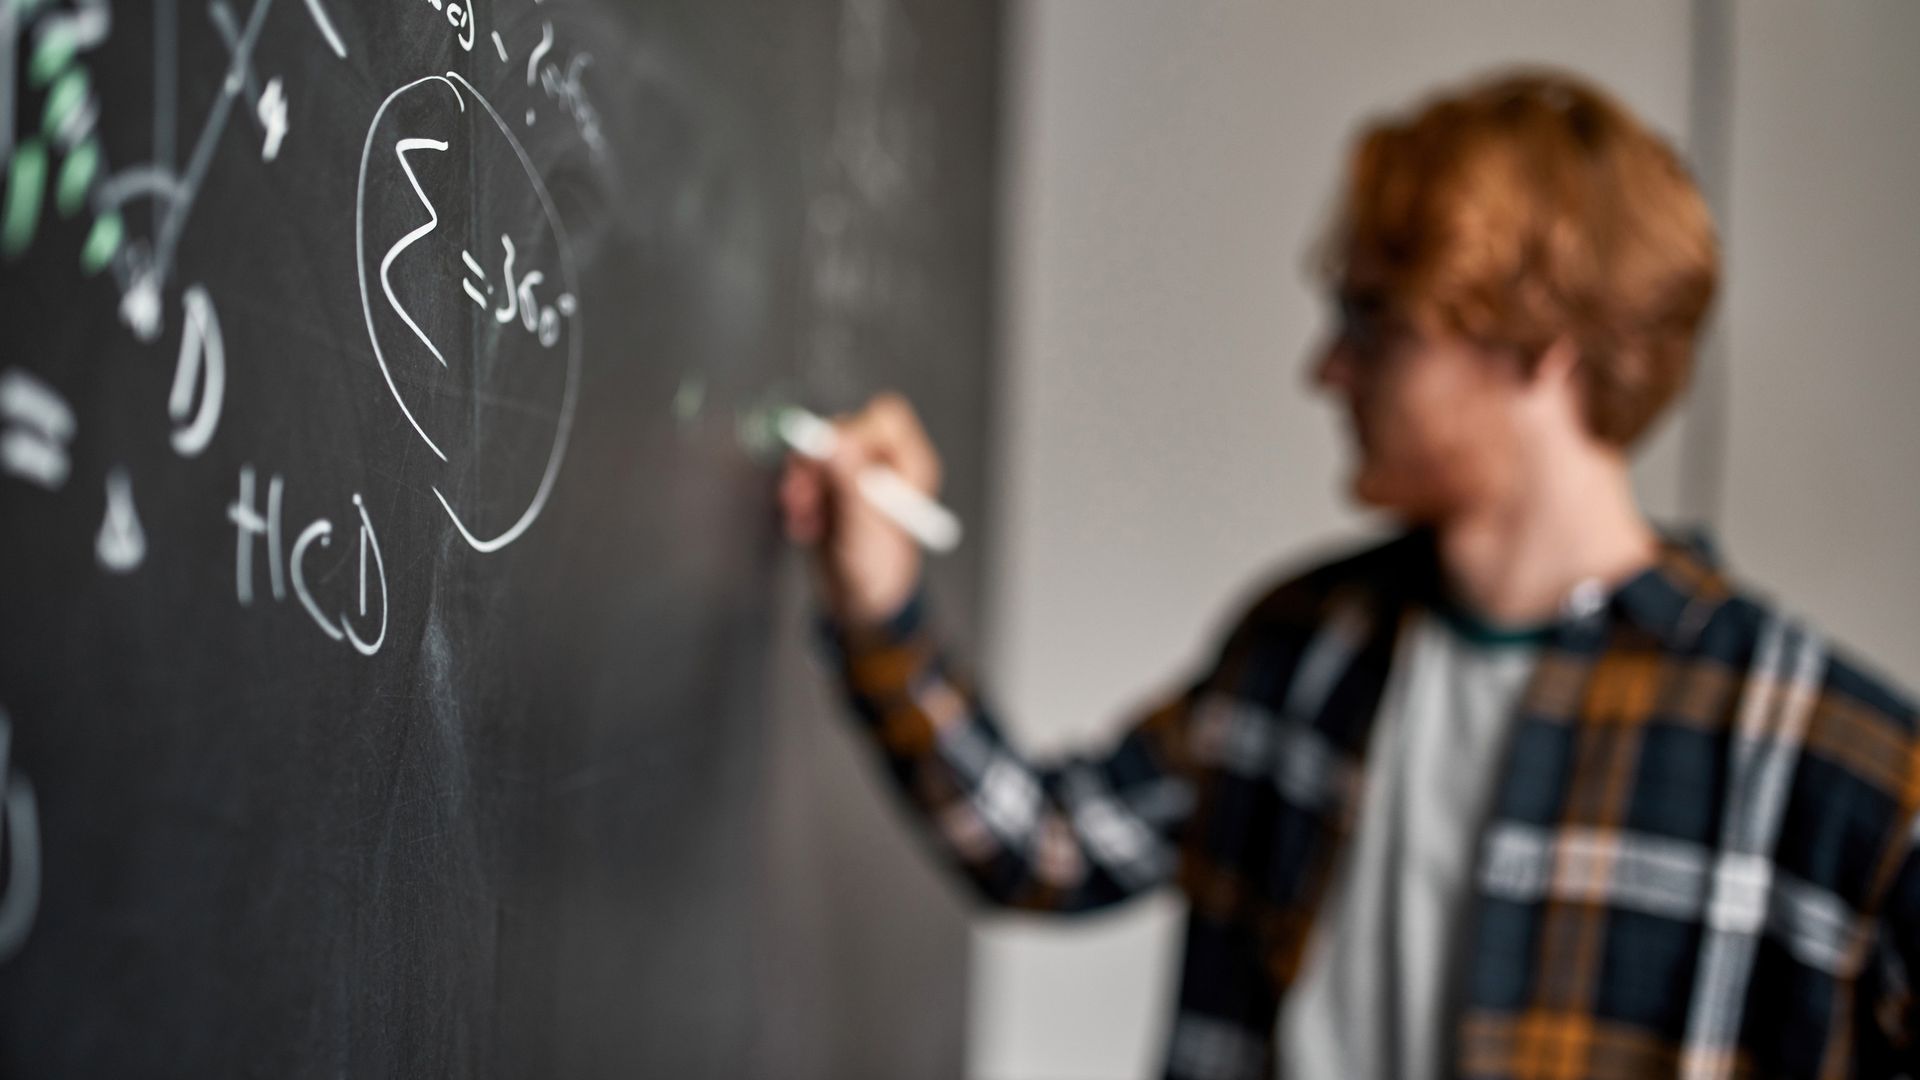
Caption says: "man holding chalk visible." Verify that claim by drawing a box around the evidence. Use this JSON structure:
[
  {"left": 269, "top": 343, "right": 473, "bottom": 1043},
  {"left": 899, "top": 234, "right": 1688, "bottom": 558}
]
[{"left": 781, "top": 70, "right": 1920, "bottom": 1080}]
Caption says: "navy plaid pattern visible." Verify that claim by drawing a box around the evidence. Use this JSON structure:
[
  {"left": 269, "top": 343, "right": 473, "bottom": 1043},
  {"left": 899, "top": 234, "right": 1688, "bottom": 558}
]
[{"left": 822, "top": 529, "right": 1920, "bottom": 1079}]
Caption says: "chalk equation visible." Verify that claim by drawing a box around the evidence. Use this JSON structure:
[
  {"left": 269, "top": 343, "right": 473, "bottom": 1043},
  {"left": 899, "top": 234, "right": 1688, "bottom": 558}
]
[
  {"left": 357, "top": 72, "right": 582, "bottom": 554},
  {"left": 461, "top": 234, "right": 579, "bottom": 348},
  {"left": 1, "top": 0, "right": 341, "bottom": 606},
  {"left": 0, "top": 0, "right": 610, "bottom": 681},
  {"left": 0, "top": 0, "right": 623, "bottom": 973},
  {"left": 0, "top": 0, "right": 342, "bottom": 336},
  {"left": 2, "top": 0, "right": 610, "bottom": 637}
]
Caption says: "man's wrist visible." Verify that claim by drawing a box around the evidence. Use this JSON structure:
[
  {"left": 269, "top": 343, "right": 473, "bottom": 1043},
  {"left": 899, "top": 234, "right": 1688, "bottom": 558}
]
[{"left": 822, "top": 578, "right": 927, "bottom": 652}]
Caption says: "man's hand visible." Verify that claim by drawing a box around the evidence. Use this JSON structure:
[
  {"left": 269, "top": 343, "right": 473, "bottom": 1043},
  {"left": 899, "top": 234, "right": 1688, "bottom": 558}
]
[{"left": 779, "top": 392, "right": 942, "bottom": 627}]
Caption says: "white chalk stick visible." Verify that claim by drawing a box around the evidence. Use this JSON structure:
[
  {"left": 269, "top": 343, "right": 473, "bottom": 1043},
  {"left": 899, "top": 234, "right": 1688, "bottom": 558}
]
[{"left": 775, "top": 406, "right": 963, "bottom": 554}]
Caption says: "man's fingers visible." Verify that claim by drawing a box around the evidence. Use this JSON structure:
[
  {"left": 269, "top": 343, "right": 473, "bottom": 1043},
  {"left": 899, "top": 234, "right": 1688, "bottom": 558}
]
[
  {"left": 780, "top": 457, "right": 827, "bottom": 544},
  {"left": 788, "top": 396, "right": 930, "bottom": 625},
  {"left": 835, "top": 392, "right": 942, "bottom": 494},
  {"left": 869, "top": 393, "right": 942, "bottom": 493}
]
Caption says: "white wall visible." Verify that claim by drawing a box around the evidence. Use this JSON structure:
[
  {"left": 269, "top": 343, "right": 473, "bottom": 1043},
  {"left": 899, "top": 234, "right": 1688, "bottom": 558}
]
[
  {"left": 1717, "top": 2, "right": 1920, "bottom": 679},
  {"left": 982, "top": 3, "right": 1699, "bottom": 1078}
]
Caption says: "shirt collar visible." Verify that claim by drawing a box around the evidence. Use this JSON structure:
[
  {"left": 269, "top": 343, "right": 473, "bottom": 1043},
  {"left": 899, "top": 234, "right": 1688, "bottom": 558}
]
[
  {"left": 1608, "top": 526, "right": 1732, "bottom": 651},
  {"left": 1395, "top": 524, "right": 1732, "bottom": 653}
]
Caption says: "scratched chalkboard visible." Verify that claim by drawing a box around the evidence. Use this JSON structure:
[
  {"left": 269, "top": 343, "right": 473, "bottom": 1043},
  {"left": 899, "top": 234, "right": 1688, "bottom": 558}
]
[{"left": 0, "top": 0, "right": 997, "bottom": 1075}]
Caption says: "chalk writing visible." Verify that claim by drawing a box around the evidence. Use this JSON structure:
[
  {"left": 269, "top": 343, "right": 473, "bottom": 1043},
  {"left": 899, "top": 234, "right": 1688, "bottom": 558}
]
[
  {"left": 802, "top": 0, "right": 934, "bottom": 398},
  {"left": 0, "top": 0, "right": 344, "bottom": 340},
  {"left": 0, "top": 0, "right": 594, "bottom": 666},
  {"left": 356, "top": 72, "right": 582, "bottom": 554},
  {"left": 300, "top": 0, "right": 346, "bottom": 58},
  {"left": 0, "top": 707, "right": 41, "bottom": 964},
  {"left": 673, "top": 375, "right": 706, "bottom": 424},
  {"left": 523, "top": 21, "right": 552, "bottom": 126},
  {"left": 227, "top": 465, "right": 282, "bottom": 606},
  {"left": 228, "top": 465, "right": 388, "bottom": 655},
  {"left": 536, "top": 51, "right": 604, "bottom": 159},
  {"left": 167, "top": 285, "right": 225, "bottom": 457},
  {"left": 0, "top": 368, "right": 73, "bottom": 491},
  {"left": 420, "top": 0, "right": 476, "bottom": 53},
  {"left": 95, "top": 465, "right": 146, "bottom": 573},
  {"left": 462, "top": 234, "right": 576, "bottom": 348},
  {"left": 381, "top": 135, "right": 454, "bottom": 373},
  {"left": 509, "top": 19, "right": 602, "bottom": 156},
  {"left": 256, "top": 76, "right": 287, "bottom": 161},
  {"left": 0, "top": 3, "right": 15, "bottom": 170},
  {"left": 0, "top": 0, "right": 109, "bottom": 264},
  {"left": 208, "top": 0, "right": 291, "bottom": 168}
]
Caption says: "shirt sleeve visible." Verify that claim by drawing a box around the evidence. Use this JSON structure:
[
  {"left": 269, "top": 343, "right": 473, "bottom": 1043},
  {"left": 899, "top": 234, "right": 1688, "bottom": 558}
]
[
  {"left": 1861, "top": 821, "right": 1920, "bottom": 1075},
  {"left": 818, "top": 585, "right": 1239, "bottom": 914}
]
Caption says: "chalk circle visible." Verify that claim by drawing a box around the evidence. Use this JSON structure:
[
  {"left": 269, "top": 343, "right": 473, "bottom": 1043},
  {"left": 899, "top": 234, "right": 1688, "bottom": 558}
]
[{"left": 356, "top": 72, "right": 582, "bottom": 553}]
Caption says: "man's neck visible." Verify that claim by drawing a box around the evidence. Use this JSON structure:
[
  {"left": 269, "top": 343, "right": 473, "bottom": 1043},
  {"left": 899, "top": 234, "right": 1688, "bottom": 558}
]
[{"left": 1433, "top": 449, "right": 1660, "bottom": 627}]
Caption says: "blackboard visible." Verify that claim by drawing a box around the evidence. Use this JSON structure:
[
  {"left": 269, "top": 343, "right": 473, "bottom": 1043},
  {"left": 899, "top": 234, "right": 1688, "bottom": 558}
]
[{"left": 0, "top": 0, "right": 999, "bottom": 1075}]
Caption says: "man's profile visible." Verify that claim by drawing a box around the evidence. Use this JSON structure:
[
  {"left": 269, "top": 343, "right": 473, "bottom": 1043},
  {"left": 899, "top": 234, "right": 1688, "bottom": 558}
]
[{"left": 780, "top": 69, "right": 1920, "bottom": 1080}]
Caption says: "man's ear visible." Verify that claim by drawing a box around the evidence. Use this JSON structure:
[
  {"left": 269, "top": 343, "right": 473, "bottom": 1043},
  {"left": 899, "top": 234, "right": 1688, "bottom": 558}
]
[
  {"left": 1529, "top": 336, "right": 1581, "bottom": 390},
  {"left": 1515, "top": 336, "right": 1588, "bottom": 436}
]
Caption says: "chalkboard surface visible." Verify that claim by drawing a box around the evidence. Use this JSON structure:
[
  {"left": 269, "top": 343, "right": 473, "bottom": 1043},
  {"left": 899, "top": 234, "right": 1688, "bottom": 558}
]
[{"left": 0, "top": 0, "right": 999, "bottom": 1075}]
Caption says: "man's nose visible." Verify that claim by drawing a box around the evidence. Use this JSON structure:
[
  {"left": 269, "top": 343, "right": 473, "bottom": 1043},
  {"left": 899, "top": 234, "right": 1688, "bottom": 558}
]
[{"left": 1310, "top": 339, "right": 1353, "bottom": 394}]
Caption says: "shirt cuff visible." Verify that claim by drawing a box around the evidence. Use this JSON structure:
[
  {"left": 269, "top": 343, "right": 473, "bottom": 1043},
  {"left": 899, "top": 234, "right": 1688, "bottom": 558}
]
[
  {"left": 813, "top": 581, "right": 941, "bottom": 715},
  {"left": 813, "top": 581, "right": 929, "bottom": 658}
]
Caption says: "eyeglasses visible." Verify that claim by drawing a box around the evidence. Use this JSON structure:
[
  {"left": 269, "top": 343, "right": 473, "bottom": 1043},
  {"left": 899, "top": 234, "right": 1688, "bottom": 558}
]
[{"left": 1333, "top": 291, "right": 1406, "bottom": 358}]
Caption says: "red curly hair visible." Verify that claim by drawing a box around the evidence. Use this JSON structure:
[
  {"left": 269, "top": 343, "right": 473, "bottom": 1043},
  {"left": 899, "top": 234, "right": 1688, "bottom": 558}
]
[{"left": 1320, "top": 69, "right": 1719, "bottom": 447}]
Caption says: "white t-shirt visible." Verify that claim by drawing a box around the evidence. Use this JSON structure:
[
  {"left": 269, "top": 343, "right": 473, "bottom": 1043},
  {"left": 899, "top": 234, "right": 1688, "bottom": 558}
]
[{"left": 1275, "top": 606, "right": 1543, "bottom": 1079}]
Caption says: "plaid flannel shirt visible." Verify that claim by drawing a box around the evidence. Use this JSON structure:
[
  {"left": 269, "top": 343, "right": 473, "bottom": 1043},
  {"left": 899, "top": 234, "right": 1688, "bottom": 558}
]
[{"left": 823, "top": 528, "right": 1920, "bottom": 1080}]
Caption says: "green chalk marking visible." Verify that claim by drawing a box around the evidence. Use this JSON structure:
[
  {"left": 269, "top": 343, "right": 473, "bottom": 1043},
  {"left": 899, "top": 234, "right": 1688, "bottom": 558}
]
[
  {"left": 734, "top": 405, "right": 779, "bottom": 457},
  {"left": 672, "top": 375, "right": 706, "bottom": 422},
  {"left": 27, "top": 21, "right": 75, "bottom": 87},
  {"left": 55, "top": 138, "right": 97, "bottom": 216},
  {"left": 42, "top": 66, "right": 87, "bottom": 135},
  {"left": 79, "top": 209, "right": 121, "bottom": 274},
  {"left": 2, "top": 138, "right": 48, "bottom": 257}
]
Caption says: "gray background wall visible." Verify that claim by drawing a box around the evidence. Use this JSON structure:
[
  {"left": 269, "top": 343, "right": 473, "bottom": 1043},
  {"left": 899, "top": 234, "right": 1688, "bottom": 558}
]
[
  {"left": 972, "top": 2, "right": 1919, "bottom": 1078},
  {"left": 1717, "top": 2, "right": 1920, "bottom": 676}
]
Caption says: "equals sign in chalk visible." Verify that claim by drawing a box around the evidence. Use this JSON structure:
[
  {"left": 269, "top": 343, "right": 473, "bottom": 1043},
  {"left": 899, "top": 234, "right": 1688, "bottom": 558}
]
[{"left": 0, "top": 368, "right": 74, "bottom": 491}]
